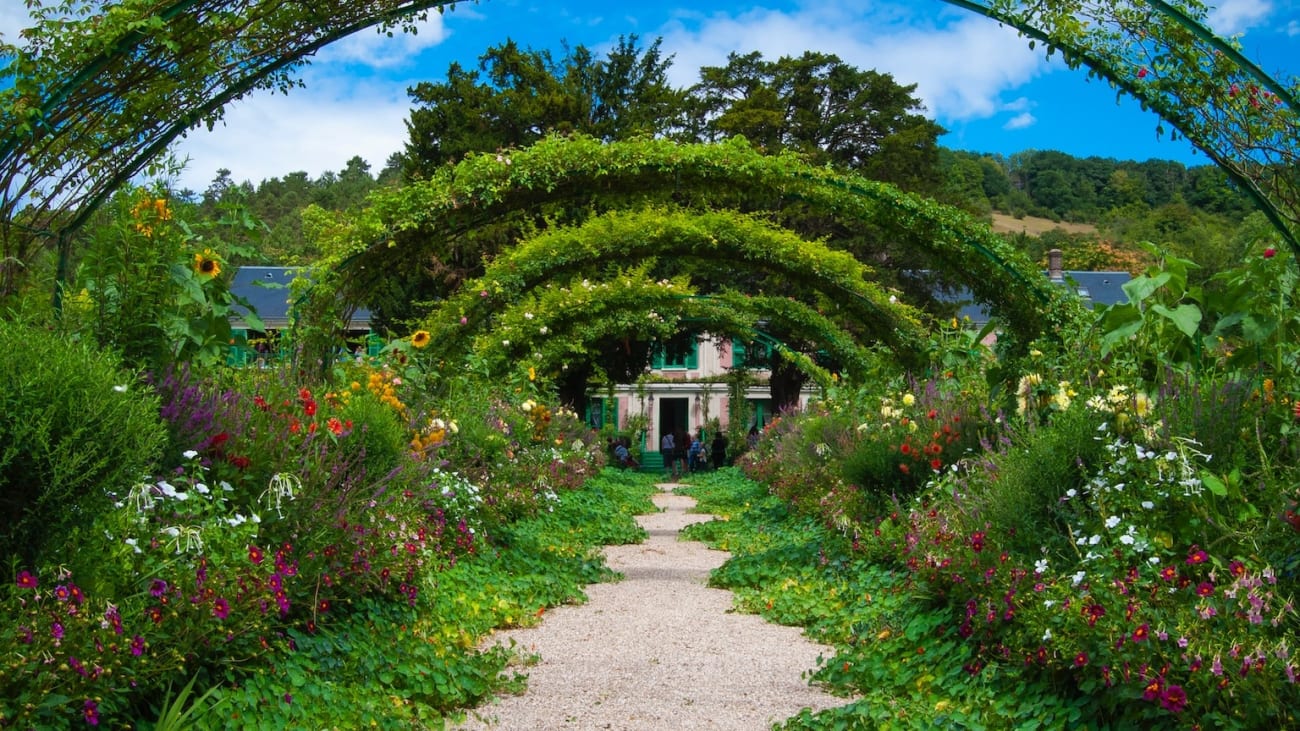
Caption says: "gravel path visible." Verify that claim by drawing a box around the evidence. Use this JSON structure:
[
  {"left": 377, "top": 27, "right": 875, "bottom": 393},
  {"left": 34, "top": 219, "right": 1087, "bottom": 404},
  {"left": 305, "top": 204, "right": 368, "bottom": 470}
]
[{"left": 453, "top": 482, "right": 845, "bottom": 730}]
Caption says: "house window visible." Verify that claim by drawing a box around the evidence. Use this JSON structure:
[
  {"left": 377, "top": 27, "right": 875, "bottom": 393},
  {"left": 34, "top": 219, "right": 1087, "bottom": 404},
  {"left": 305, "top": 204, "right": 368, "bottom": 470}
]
[
  {"left": 652, "top": 340, "right": 699, "bottom": 370},
  {"left": 732, "top": 338, "right": 774, "bottom": 369}
]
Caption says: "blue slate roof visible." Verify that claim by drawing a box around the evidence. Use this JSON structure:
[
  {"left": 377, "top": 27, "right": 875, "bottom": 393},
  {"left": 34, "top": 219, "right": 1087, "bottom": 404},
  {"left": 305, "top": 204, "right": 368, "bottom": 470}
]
[
  {"left": 229, "top": 266, "right": 371, "bottom": 330},
  {"left": 949, "top": 270, "right": 1132, "bottom": 326}
]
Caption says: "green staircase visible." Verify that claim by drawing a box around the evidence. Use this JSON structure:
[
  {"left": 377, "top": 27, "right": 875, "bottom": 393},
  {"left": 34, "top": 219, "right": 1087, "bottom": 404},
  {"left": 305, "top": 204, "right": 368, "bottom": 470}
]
[{"left": 638, "top": 451, "right": 665, "bottom": 473}]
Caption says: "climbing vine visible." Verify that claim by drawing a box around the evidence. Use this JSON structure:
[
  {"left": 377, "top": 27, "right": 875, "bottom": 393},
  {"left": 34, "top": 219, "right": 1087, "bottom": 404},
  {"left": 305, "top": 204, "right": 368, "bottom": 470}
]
[{"left": 414, "top": 204, "right": 933, "bottom": 369}]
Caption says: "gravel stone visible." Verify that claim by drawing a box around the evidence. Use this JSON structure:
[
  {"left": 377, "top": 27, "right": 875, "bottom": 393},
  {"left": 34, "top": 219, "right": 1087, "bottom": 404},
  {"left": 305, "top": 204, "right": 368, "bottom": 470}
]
[{"left": 453, "top": 482, "right": 845, "bottom": 730}]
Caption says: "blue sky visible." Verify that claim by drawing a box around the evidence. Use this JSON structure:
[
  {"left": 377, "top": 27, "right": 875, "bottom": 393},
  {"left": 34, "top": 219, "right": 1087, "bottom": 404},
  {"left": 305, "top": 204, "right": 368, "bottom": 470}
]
[{"left": 3, "top": 0, "right": 1299, "bottom": 192}]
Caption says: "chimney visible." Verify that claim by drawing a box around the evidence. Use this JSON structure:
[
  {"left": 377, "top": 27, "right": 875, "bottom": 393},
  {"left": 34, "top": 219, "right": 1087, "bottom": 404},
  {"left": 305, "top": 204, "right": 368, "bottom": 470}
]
[{"left": 1047, "top": 248, "right": 1063, "bottom": 282}]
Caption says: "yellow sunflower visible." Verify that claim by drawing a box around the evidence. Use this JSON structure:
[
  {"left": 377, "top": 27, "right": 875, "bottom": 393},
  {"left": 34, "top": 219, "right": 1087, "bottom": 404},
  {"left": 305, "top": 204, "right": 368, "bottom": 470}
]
[
  {"left": 194, "top": 250, "right": 221, "bottom": 277},
  {"left": 411, "top": 330, "right": 431, "bottom": 349}
]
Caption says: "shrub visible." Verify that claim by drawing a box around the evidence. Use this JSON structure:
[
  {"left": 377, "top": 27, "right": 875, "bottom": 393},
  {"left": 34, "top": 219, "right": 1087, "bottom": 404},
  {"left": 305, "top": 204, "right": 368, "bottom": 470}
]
[
  {"left": 0, "top": 322, "right": 166, "bottom": 564},
  {"left": 339, "top": 390, "right": 409, "bottom": 480}
]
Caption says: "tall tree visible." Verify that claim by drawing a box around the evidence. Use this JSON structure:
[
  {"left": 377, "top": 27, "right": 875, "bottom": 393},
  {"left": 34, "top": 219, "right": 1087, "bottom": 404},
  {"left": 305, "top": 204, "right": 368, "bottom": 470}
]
[
  {"left": 401, "top": 36, "right": 686, "bottom": 179},
  {"left": 686, "top": 50, "right": 945, "bottom": 194}
]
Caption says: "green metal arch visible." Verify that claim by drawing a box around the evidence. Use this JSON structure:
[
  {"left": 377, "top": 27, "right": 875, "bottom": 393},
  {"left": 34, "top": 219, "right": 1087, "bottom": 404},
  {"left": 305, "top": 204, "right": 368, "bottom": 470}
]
[
  {"left": 478, "top": 274, "right": 875, "bottom": 386},
  {"left": 372, "top": 134, "right": 1070, "bottom": 349},
  {"left": 418, "top": 204, "right": 930, "bottom": 369}
]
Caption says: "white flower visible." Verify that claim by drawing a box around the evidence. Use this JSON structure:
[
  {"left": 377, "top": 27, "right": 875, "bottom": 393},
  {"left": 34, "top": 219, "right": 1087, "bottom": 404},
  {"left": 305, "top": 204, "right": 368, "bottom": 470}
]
[
  {"left": 1105, "top": 515, "right": 1121, "bottom": 529},
  {"left": 220, "top": 481, "right": 234, "bottom": 492},
  {"left": 524, "top": 312, "right": 534, "bottom": 320},
  {"left": 1043, "top": 629, "right": 1053, "bottom": 641},
  {"left": 1149, "top": 556, "right": 1161, "bottom": 564},
  {"left": 1065, "top": 489, "right": 1077, "bottom": 498},
  {"left": 1034, "top": 558, "right": 1049, "bottom": 574},
  {"left": 124, "top": 537, "right": 141, "bottom": 554},
  {"left": 182, "top": 450, "right": 198, "bottom": 460},
  {"left": 539, "top": 326, "right": 548, "bottom": 335},
  {"left": 1072, "top": 571, "right": 1087, "bottom": 585},
  {"left": 194, "top": 482, "right": 209, "bottom": 495},
  {"left": 113, "top": 384, "right": 128, "bottom": 393},
  {"left": 1088, "top": 534, "right": 1101, "bottom": 545},
  {"left": 1141, "top": 500, "right": 1155, "bottom": 509},
  {"left": 1119, "top": 534, "right": 1135, "bottom": 545},
  {"left": 1044, "top": 599, "right": 1056, "bottom": 608}
]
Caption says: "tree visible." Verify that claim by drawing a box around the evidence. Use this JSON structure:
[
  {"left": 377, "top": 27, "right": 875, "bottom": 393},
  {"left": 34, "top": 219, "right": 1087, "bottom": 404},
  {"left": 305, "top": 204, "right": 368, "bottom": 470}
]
[
  {"left": 686, "top": 50, "right": 945, "bottom": 194},
  {"left": 401, "top": 36, "right": 686, "bottom": 178}
]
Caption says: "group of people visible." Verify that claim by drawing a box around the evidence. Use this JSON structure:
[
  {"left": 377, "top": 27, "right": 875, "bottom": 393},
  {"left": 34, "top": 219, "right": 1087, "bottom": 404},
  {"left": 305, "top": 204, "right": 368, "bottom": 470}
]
[{"left": 660, "top": 429, "right": 728, "bottom": 479}]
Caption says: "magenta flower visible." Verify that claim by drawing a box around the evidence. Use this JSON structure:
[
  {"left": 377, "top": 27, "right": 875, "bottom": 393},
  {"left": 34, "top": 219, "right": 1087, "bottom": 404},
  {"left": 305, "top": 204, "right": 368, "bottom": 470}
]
[
  {"left": 130, "top": 635, "right": 145, "bottom": 657},
  {"left": 51, "top": 621, "right": 64, "bottom": 641},
  {"left": 1160, "top": 684, "right": 1187, "bottom": 713},
  {"left": 1186, "top": 547, "right": 1209, "bottom": 565},
  {"left": 69, "top": 584, "right": 85, "bottom": 605},
  {"left": 149, "top": 579, "right": 168, "bottom": 597},
  {"left": 248, "top": 545, "right": 264, "bottom": 565},
  {"left": 1264, "top": 247, "right": 1277, "bottom": 259},
  {"left": 16, "top": 570, "right": 37, "bottom": 589},
  {"left": 54, "top": 585, "right": 70, "bottom": 601},
  {"left": 83, "top": 699, "right": 100, "bottom": 726},
  {"left": 213, "top": 597, "right": 230, "bottom": 620},
  {"left": 1195, "top": 582, "right": 1215, "bottom": 597}
]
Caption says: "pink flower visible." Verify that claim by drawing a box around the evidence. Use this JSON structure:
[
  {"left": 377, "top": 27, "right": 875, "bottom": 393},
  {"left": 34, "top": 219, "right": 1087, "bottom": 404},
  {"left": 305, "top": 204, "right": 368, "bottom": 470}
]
[
  {"left": 1186, "top": 547, "right": 1209, "bottom": 565},
  {"left": 1196, "top": 582, "right": 1215, "bottom": 597},
  {"left": 15, "top": 571, "right": 37, "bottom": 589},
  {"left": 1264, "top": 247, "right": 1277, "bottom": 259},
  {"left": 213, "top": 597, "right": 230, "bottom": 620},
  {"left": 131, "top": 635, "right": 145, "bottom": 657},
  {"left": 83, "top": 699, "right": 100, "bottom": 726}
]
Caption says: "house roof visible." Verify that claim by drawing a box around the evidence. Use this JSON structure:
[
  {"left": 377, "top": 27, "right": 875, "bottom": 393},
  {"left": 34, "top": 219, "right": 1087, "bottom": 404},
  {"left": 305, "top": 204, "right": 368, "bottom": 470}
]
[
  {"left": 950, "top": 270, "right": 1132, "bottom": 326},
  {"left": 229, "top": 266, "right": 371, "bottom": 331}
]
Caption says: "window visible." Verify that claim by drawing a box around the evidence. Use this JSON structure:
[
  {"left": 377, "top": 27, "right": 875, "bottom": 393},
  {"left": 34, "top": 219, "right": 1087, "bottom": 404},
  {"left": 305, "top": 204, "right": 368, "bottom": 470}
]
[
  {"left": 732, "top": 338, "right": 773, "bottom": 369},
  {"left": 652, "top": 340, "right": 699, "bottom": 370}
]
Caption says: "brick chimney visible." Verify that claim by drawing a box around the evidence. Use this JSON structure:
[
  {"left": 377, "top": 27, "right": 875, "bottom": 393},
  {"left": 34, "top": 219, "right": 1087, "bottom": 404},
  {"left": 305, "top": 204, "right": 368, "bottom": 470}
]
[{"left": 1047, "top": 248, "right": 1064, "bottom": 282}]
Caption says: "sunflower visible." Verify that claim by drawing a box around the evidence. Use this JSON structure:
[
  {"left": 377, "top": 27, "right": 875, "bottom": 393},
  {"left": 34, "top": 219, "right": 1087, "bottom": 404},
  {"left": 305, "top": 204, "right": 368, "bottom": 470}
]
[
  {"left": 411, "top": 330, "right": 431, "bottom": 349},
  {"left": 194, "top": 250, "right": 221, "bottom": 277}
]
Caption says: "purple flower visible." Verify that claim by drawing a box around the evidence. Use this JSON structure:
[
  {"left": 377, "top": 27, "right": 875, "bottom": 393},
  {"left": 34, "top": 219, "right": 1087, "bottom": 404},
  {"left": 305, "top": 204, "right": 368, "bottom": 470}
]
[
  {"left": 213, "top": 597, "right": 230, "bottom": 620},
  {"left": 150, "top": 579, "right": 168, "bottom": 597},
  {"left": 52, "top": 622, "right": 64, "bottom": 641},
  {"left": 83, "top": 699, "right": 100, "bottom": 726},
  {"left": 130, "top": 635, "right": 145, "bottom": 657}
]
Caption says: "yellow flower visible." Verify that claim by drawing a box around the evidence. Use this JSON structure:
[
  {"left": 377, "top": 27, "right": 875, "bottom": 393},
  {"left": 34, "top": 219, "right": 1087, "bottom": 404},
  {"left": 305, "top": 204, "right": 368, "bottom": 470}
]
[
  {"left": 528, "top": 366, "right": 536, "bottom": 382},
  {"left": 193, "top": 250, "right": 221, "bottom": 277},
  {"left": 901, "top": 393, "right": 916, "bottom": 407},
  {"left": 411, "top": 330, "right": 431, "bottom": 349}
]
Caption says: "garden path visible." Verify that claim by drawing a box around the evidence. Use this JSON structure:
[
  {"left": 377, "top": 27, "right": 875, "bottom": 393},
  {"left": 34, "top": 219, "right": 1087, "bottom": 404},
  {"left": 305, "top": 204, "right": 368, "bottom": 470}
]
[{"left": 452, "top": 482, "right": 845, "bottom": 730}]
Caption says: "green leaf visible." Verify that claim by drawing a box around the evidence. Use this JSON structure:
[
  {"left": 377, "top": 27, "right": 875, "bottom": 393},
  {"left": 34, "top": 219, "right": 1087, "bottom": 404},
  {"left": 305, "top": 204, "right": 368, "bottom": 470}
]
[
  {"left": 1149, "top": 303, "right": 1202, "bottom": 338},
  {"left": 1200, "top": 470, "right": 1228, "bottom": 497}
]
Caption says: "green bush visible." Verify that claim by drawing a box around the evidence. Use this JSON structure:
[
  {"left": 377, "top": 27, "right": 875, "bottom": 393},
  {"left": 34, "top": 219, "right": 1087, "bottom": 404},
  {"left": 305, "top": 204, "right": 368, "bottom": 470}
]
[
  {"left": 339, "top": 390, "right": 409, "bottom": 479},
  {"left": 0, "top": 322, "right": 166, "bottom": 565}
]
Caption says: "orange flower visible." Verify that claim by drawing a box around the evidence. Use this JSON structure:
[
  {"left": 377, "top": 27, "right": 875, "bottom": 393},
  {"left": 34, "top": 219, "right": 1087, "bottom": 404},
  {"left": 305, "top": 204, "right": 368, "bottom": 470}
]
[{"left": 194, "top": 250, "right": 221, "bottom": 277}]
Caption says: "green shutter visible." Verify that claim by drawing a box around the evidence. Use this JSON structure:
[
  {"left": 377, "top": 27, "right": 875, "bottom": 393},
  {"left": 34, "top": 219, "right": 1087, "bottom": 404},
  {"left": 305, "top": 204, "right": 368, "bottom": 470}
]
[
  {"left": 732, "top": 338, "right": 747, "bottom": 368},
  {"left": 685, "top": 341, "right": 699, "bottom": 369}
]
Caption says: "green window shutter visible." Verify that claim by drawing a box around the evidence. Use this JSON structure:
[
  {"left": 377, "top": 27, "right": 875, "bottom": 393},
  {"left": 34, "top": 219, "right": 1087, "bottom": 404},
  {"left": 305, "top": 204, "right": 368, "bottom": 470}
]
[
  {"left": 685, "top": 341, "right": 699, "bottom": 369},
  {"left": 652, "top": 347, "right": 665, "bottom": 369},
  {"left": 732, "top": 337, "right": 746, "bottom": 368}
]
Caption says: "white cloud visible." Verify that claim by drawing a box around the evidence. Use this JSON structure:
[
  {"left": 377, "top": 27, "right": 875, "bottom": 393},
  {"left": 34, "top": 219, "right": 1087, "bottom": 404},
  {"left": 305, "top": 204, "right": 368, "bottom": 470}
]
[
  {"left": 1287, "top": 19, "right": 1300, "bottom": 36},
  {"left": 170, "top": 74, "right": 411, "bottom": 192},
  {"left": 0, "top": 4, "right": 32, "bottom": 46},
  {"left": 317, "top": 13, "right": 450, "bottom": 68},
  {"left": 1206, "top": 0, "right": 1273, "bottom": 36},
  {"left": 655, "top": 1, "right": 1047, "bottom": 124},
  {"left": 1002, "top": 112, "right": 1036, "bottom": 130}
]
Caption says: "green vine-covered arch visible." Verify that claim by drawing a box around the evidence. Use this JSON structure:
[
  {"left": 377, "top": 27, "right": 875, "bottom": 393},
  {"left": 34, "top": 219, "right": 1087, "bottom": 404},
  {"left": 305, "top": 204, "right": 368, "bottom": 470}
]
[
  {"left": 474, "top": 271, "right": 875, "bottom": 386},
  {"left": 417, "top": 204, "right": 929, "bottom": 367},
  {"left": 368, "top": 135, "right": 1071, "bottom": 348}
]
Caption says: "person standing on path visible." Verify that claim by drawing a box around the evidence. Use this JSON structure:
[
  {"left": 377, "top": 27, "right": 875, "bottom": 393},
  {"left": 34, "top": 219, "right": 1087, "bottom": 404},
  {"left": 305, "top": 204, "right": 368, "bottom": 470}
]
[
  {"left": 661, "top": 431, "right": 677, "bottom": 478},
  {"left": 711, "top": 431, "right": 728, "bottom": 469}
]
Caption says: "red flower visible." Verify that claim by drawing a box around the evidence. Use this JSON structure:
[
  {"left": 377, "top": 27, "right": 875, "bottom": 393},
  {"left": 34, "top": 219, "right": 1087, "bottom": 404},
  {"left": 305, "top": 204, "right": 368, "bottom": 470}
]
[
  {"left": 1196, "top": 582, "right": 1215, "bottom": 597},
  {"left": 248, "top": 545, "right": 265, "bottom": 565},
  {"left": 209, "top": 432, "right": 229, "bottom": 449},
  {"left": 1143, "top": 677, "right": 1163, "bottom": 701},
  {"left": 927, "top": 409, "right": 938, "bottom": 419},
  {"left": 1161, "top": 684, "right": 1187, "bottom": 713},
  {"left": 1074, "top": 652, "right": 1088, "bottom": 667},
  {"left": 1133, "top": 623, "right": 1150, "bottom": 642},
  {"left": 898, "top": 463, "right": 910, "bottom": 475},
  {"left": 253, "top": 395, "right": 269, "bottom": 410},
  {"left": 303, "top": 400, "right": 317, "bottom": 417},
  {"left": 930, "top": 458, "right": 943, "bottom": 471},
  {"left": 15, "top": 571, "right": 37, "bottom": 589},
  {"left": 298, "top": 388, "right": 312, "bottom": 402},
  {"left": 1137, "top": 67, "right": 1149, "bottom": 79},
  {"left": 327, "top": 417, "right": 344, "bottom": 436},
  {"left": 969, "top": 531, "right": 985, "bottom": 553},
  {"left": 147, "top": 606, "right": 164, "bottom": 624},
  {"left": 1186, "top": 547, "right": 1209, "bottom": 565},
  {"left": 1264, "top": 247, "right": 1277, "bottom": 259},
  {"left": 1228, "top": 560, "right": 1246, "bottom": 578},
  {"left": 318, "top": 599, "right": 331, "bottom": 613},
  {"left": 228, "top": 454, "right": 251, "bottom": 469},
  {"left": 1159, "top": 565, "right": 1178, "bottom": 582}
]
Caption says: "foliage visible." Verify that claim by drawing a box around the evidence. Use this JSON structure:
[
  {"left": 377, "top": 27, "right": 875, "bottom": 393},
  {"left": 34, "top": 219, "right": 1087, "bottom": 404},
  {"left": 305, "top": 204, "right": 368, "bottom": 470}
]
[
  {"left": 0, "top": 319, "right": 166, "bottom": 566},
  {"left": 686, "top": 50, "right": 945, "bottom": 194},
  {"left": 402, "top": 36, "right": 685, "bottom": 178}
]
